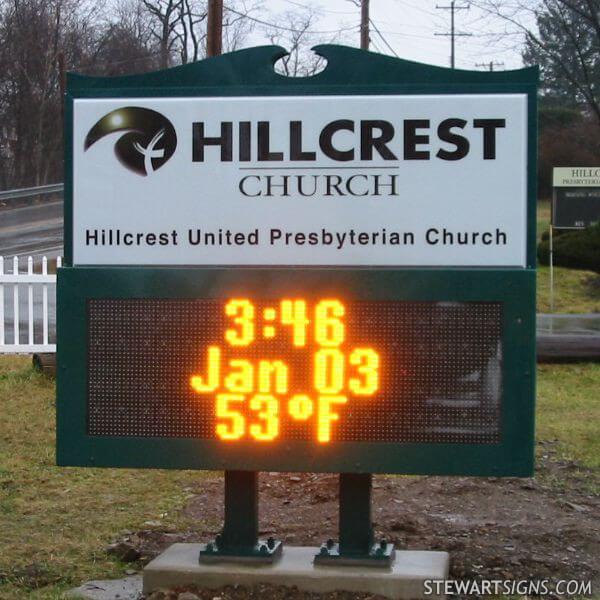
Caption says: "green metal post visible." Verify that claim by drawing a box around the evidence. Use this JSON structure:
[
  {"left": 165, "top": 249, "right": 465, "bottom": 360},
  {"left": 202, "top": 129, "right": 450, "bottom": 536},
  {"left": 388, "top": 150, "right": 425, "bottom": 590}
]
[
  {"left": 315, "top": 472, "right": 394, "bottom": 565},
  {"left": 339, "top": 473, "right": 374, "bottom": 555},
  {"left": 220, "top": 470, "right": 258, "bottom": 550},
  {"left": 199, "top": 470, "right": 282, "bottom": 563}
]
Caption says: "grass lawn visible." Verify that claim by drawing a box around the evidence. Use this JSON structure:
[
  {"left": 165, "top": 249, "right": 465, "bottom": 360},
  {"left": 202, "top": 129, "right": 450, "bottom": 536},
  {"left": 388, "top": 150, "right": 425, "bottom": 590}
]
[
  {"left": 0, "top": 356, "right": 200, "bottom": 599},
  {"left": 536, "top": 363, "right": 600, "bottom": 470},
  {"left": 0, "top": 356, "right": 598, "bottom": 598},
  {"left": 537, "top": 266, "right": 600, "bottom": 313},
  {"left": 535, "top": 199, "right": 600, "bottom": 313}
]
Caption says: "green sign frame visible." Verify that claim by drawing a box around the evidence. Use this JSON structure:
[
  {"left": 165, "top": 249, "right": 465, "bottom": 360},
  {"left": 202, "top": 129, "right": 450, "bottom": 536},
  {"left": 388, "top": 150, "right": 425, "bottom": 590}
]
[{"left": 57, "top": 45, "right": 538, "bottom": 476}]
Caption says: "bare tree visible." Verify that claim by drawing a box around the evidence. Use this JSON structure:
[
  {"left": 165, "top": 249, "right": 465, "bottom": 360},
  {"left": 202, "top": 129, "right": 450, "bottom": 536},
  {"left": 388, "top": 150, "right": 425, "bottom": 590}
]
[
  {"left": 177, "top": 0, "right": 206, "bottom": 63},
  {"left": 114, "top": 0, "right": 157, "bottom": 54},
  {"left": 0, "top": 0, "right": 101, "bottom": 187},
  {"left": 81, "top": 0, "right": 161, "bottom": 75},
  {"left": 138, "top": 0, "right": 255, "bottom": 66},
  {"left": 140, "top": 0, "right": 184, "bottom": 68},
  {"left": 0, "top": 0, "right": 258, "bottom": 189},
  {"left": 470, "top": 0, "right": 600, "bottom": 124},
  {"left": 222, "top": 2, "right": 256, "bottom": 52},
  {"left": 0, "top": 0, "right": 158, "bottom": 188},
  {"left": 264, "top": 7, "right": 343, "bottom": 77}
]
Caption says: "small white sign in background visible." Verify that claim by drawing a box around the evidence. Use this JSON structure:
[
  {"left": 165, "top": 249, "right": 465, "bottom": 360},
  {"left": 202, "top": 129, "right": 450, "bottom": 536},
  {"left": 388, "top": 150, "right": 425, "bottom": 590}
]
[
  {"left": 553, "top": 167, "right": 600, "bottom": 188},
  {"left": 73, "top": 94, "right": 528, "bottom": 267}
]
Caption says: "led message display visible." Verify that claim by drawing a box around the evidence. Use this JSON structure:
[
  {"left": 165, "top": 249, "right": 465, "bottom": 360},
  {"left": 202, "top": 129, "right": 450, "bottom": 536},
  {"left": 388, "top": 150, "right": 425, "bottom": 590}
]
[{"left": 88, "top": 298, "right": 502, "bottom": 445}]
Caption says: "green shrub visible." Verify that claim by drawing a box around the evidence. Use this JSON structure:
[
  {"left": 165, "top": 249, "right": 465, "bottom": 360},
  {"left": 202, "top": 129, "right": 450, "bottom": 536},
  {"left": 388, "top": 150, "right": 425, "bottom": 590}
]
[
  {"left": 539, "top": 228, "right": 568, "bottom": 242},
  {"left": 537, "top": 222, "right": 600, "bottom": 273}
]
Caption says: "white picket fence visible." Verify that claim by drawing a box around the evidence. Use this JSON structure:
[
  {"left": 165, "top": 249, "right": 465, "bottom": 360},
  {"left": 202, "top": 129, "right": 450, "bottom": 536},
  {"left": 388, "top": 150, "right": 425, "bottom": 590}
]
[{"left": 0, "top": 256, "right": 61, "bottom": 353}]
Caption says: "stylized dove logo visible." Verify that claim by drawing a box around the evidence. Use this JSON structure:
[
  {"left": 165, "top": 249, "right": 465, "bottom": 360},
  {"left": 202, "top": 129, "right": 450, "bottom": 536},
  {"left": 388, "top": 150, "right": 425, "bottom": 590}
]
[{"left": 84, "top": 107, "right": 177, "bottom": 176}]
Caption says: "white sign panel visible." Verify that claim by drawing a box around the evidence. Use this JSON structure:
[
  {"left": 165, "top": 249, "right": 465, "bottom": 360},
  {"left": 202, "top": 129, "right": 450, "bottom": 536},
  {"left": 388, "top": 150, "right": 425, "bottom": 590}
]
[
  {"left": 553, "top": 167, "right": 600, "bottom": 188},
  {"left": 72, "top": 94, "right": 528, "bottom": 266}
]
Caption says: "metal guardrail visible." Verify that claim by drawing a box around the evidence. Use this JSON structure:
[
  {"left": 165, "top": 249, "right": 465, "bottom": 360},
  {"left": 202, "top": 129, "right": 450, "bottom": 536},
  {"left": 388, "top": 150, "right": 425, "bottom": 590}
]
[{"left": 0, "top": 183, "right": 64, "bottom": 202}]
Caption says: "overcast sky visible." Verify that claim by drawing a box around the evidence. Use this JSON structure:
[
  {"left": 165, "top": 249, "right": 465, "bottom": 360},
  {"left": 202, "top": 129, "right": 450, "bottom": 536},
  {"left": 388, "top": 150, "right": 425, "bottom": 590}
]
[{"left": 242, "top": 0, "right": 529, "bottom": 72}]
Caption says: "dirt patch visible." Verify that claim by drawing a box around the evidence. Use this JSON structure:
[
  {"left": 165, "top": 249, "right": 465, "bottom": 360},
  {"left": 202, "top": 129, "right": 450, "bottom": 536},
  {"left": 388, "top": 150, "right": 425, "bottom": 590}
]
[
  {"left": 147, "top": 585, "right": 387, "bottom": 599},
  {"left": 116, "top": 443, "right": 599, "bottom": 598}
]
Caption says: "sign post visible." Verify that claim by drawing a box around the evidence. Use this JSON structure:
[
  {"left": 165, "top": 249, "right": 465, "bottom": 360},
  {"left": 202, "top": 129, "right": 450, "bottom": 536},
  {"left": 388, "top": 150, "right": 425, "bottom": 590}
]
[{"left": 58, "top": 45, "right": 537, "bottom": 582}]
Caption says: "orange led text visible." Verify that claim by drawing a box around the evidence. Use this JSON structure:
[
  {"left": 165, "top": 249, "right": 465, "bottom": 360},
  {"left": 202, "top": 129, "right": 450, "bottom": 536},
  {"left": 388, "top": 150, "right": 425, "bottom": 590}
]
[{"left": 190, "top": 299, "right": 381, "bottom": 443}]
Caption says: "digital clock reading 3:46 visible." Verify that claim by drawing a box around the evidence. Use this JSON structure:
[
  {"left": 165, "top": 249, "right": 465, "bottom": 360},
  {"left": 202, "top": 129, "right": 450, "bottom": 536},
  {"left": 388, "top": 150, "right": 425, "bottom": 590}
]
[{"left": 190, "top": 299, "right": 380, "bottom": 443}]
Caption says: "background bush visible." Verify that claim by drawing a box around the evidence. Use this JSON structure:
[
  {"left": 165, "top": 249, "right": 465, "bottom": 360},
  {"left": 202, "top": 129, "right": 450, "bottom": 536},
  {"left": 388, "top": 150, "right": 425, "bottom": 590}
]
[{"left": 538, "top": 222, "right": 600, "bottom": 273}]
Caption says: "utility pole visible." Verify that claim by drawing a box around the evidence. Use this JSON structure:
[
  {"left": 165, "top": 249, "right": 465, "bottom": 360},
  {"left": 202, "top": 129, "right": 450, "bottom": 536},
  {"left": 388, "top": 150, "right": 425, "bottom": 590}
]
[
  {"left": 435, "top": 1, "right": 471, "bottom": 68},
  {"left": 360, "top": 0, "right": 370, "bottom": 50},
  {"left": 207, "top": 0, "right": 223, "bottom": 57},
  {"left": 476, "top": 60, "right": 505, "bottom": 72}
]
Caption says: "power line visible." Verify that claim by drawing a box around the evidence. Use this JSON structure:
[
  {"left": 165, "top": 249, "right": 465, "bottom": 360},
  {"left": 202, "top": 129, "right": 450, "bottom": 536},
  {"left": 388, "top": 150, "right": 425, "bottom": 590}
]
[
  {"left": 366, "top": 27, "right": 460, "bottom": 58},
  {"left": 224, "top": 5, "right": 359, "bottom": 35},
  {"left": 475, "top": 60, "right": 504, "bottom": 71},
  {"left": 370, "top": 21, "right": 442, "bottom": 33},
  {"left": 365, "top": 33, "right": 460, "bottom": 61},
  {"left": 435, "top": 1, "right": 472, "bottom": 68},
  {"left": 370, "top": 37, "right": 384, "bottom": 54},
  {"left": 376, "top": 29, "right": 443, "bottom": 40},
  {"left": 280, "top": 0, "right": 357, "bottom": 15},
  {"left": 377, "top": 28, "right": 518, "bottom": 39},
  {"left": 393, "top": 0, "right": 442, "bottom": 18},
  {"left": 369, "top": 18, "right": 399, "bottom": 57}
]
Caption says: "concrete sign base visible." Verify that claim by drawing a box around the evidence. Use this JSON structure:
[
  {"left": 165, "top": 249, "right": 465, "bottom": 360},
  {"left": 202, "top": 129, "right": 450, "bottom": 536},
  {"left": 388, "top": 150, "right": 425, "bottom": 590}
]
[{"left": 143, "top": 543, "right": 450, "bottom": 599}]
